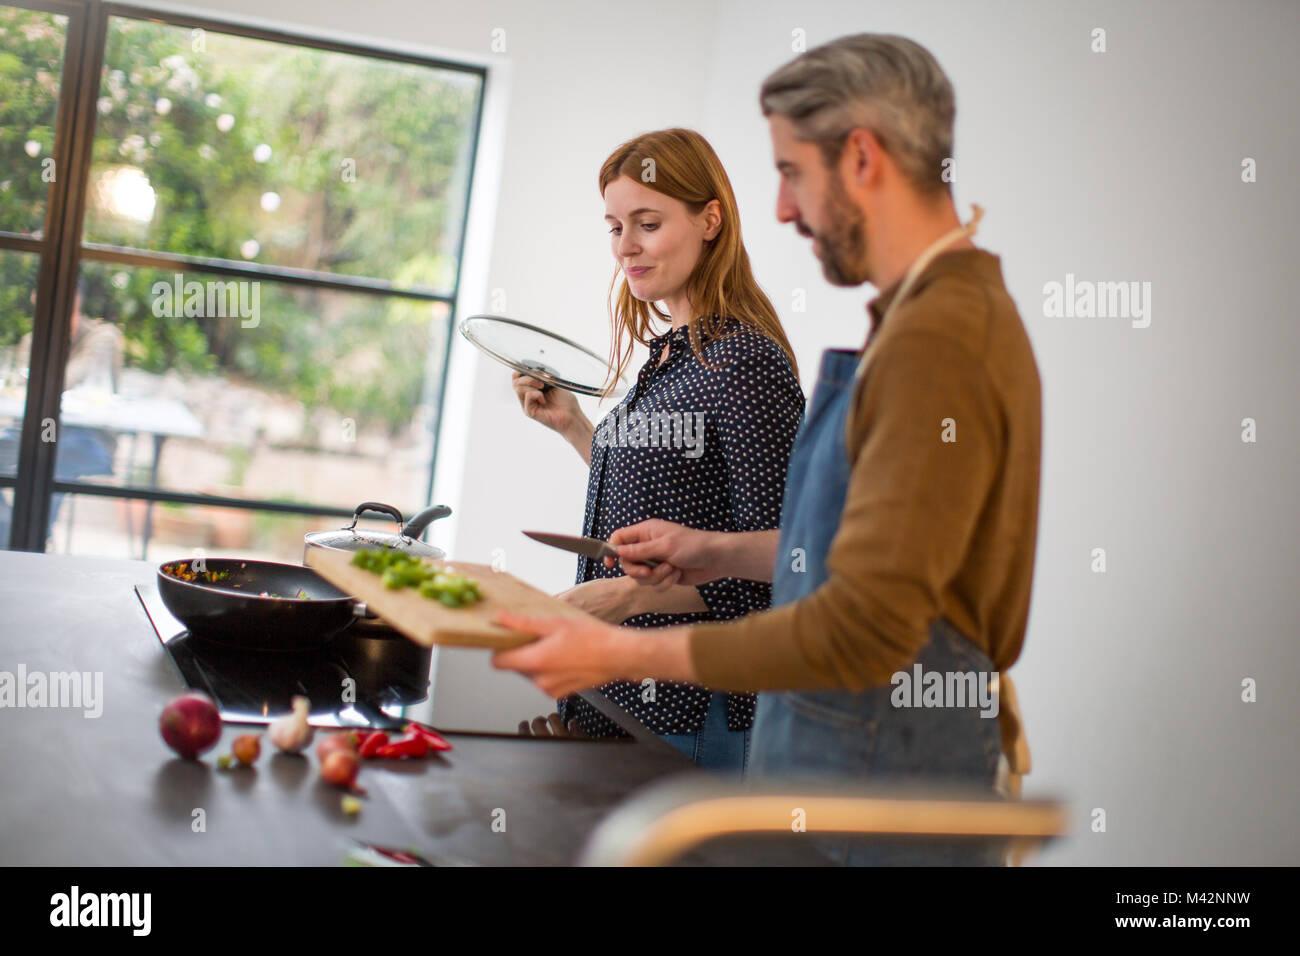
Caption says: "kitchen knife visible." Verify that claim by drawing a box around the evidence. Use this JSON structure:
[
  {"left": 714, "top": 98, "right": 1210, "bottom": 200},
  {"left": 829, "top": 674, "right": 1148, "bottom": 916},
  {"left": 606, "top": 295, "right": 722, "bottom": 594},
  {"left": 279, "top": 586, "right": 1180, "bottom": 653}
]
[{"left": 522, "top": 530, "right": 660, "bottom": 568}]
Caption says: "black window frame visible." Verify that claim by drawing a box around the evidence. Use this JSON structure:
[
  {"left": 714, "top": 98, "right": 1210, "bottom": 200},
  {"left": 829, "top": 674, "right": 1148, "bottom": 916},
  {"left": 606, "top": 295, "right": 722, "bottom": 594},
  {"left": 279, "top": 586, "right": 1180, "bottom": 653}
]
[{"left": 0, "top": 0, "right": 487, "bottom": 552}]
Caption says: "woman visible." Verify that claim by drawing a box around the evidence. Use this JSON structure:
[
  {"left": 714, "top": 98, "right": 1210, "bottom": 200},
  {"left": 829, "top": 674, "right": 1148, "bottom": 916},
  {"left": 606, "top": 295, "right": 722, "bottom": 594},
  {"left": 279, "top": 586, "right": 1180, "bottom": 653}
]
[{"left": 512, "top": 128, "right": 803, "bottom": 772}]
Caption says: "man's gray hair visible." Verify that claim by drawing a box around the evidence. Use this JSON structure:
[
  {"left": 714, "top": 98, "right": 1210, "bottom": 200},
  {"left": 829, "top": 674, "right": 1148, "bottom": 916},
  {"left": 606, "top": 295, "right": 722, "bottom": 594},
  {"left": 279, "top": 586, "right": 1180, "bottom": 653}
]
[{"left": 759, "top": 34, "right": 955, "bottom": 197}]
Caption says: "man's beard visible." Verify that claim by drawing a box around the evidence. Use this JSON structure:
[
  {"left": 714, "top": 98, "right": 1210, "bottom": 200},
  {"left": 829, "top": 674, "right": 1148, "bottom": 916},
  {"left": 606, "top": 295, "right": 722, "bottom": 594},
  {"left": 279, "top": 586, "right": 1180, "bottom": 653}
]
[{"left": 810, "top": 174, "right": 869, "bottom": 287}]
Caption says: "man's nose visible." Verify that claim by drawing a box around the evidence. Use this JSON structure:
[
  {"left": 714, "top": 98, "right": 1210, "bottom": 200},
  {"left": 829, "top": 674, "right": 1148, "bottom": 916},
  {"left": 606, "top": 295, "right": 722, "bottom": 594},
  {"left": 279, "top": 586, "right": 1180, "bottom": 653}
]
[{"left": 775, "top": 184, "right": 799, "bottom": 225}]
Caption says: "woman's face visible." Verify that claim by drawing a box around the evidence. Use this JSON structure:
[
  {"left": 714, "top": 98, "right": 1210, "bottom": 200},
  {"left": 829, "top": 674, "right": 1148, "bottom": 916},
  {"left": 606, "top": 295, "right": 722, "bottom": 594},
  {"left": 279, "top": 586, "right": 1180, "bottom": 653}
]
[{"left": 603, "top": 175, "right": 719, "bottom": 307}]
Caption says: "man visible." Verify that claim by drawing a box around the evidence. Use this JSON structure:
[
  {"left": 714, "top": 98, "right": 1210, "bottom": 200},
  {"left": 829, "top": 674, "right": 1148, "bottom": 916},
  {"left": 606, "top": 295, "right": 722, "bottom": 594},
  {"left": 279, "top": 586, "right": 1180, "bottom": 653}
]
[{"left": 494, "top": 33, "right": 1042, "bottom": 865}]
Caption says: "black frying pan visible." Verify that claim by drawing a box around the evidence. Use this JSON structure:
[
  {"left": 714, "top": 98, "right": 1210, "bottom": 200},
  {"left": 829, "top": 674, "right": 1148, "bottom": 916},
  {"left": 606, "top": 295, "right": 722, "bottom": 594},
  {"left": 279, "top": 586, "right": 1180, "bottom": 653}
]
[{"left": 157, "top": 558, "right": 358, "bottom": 652}]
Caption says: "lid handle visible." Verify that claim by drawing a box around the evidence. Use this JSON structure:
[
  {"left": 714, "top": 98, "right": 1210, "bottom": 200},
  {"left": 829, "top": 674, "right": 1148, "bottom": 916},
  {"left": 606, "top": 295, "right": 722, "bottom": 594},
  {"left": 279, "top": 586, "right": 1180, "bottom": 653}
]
[{"left": 346, "top": 502, "right": 404, "bottom": 532}]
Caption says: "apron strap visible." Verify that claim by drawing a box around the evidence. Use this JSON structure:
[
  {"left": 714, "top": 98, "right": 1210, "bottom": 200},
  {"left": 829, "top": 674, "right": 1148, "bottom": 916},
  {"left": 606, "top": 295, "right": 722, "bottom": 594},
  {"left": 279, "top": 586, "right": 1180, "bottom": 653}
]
[
  {"left": 853, "top": 203, "right": 984, "bottom": 382},
  {"left": 998, "top": 671, "right": 1031, "bottom": 775}
]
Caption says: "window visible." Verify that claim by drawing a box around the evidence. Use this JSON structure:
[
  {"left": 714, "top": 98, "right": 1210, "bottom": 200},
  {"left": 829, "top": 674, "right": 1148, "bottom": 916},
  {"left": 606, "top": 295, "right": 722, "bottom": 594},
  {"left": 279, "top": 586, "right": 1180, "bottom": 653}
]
[{"left": 0, "top": 1, "right": 484, "bottom": 558}]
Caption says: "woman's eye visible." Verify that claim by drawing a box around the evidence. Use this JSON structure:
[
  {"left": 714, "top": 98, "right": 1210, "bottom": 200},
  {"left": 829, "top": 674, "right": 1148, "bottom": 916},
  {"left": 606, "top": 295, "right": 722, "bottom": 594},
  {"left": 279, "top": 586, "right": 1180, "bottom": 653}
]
[
  {"left": 641, "top": 222, "right": 659, "bottom": 231},
  {"left": 609, "top": 227, "right": 621, "bottom": 236}
]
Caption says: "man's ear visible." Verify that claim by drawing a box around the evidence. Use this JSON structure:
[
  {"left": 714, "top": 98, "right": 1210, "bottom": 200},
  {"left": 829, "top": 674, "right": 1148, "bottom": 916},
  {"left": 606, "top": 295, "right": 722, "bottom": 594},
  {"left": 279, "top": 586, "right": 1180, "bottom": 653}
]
[{"left": 843, "top": 128, "right": 884, "bottom": 187}]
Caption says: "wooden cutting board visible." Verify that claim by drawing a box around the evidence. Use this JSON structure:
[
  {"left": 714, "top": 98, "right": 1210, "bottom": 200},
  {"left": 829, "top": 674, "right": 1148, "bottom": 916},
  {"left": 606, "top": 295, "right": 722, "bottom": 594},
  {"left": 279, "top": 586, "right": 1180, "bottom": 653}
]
[{"left": 305, "top": 548, "right": 591, "bottom": 649}]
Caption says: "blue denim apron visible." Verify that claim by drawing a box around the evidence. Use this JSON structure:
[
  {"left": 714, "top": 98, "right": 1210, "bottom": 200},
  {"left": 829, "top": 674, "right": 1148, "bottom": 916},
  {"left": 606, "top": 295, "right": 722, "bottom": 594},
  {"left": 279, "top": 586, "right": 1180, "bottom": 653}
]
[{"left": 748, "top": 215, "right": 1006, "bottom": 865}]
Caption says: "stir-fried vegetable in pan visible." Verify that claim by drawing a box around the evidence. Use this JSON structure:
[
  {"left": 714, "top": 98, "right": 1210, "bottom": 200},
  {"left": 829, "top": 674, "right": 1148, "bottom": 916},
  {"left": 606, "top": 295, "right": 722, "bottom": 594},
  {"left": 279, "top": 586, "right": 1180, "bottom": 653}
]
[
  {"left": 161, "top": 561, "right": 231, "bottom": 584},
  {"left": 162, "top": 562, "right": 309, "bottom": 599}
]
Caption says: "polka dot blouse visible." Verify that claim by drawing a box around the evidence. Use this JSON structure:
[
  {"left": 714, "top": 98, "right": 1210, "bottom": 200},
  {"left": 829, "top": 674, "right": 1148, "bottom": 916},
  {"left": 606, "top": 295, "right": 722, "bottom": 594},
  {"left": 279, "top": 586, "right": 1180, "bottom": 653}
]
[{"left": 558, "top": 316, "right": 805, "bottom": 737}]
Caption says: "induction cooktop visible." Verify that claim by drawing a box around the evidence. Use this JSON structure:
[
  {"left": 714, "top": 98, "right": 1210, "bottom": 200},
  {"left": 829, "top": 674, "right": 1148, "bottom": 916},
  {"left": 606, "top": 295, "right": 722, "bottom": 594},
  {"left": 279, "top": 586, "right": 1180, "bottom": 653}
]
[
  {"left": 135, "top": 584, "right": 425, "bottom": 730},
  {"left": 134, "top": 585, "right": 655, "bottom": 742}
]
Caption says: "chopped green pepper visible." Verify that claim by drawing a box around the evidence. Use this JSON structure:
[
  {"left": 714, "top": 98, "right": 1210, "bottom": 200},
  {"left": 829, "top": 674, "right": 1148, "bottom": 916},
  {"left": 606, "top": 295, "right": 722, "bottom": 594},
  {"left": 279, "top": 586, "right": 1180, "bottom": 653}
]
[{"left": 351, "top": 548, "right": 482, "bottom": 607}]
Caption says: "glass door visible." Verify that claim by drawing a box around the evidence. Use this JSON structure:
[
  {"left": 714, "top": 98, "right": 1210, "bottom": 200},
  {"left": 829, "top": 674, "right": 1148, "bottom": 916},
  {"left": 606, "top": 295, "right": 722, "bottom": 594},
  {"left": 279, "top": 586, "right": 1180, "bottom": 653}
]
[
  {"left": 2, "top": 1, "right": 484, "bottom": 559},
  {"left": 0, "top": 0, "right": 85, "bottom": 550}
]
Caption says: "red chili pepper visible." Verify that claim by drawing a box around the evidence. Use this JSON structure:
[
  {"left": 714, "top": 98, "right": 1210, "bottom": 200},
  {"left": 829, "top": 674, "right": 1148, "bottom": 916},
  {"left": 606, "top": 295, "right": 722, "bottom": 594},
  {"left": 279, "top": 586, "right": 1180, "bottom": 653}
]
[
  {"left": 352, "top": 731, "right": 374, "bottom": 749},
  {"left": 405, "top": 721, "right": 453, "bottom": 752},
  {"left": 359, "top": 731, "right": 389, "bottom": 758},
  {"left": 371, "top": 846, "right": 422, "bottom": 865},
  {"left": 374, "top": 735, "right": 429, "bottom": 759}
]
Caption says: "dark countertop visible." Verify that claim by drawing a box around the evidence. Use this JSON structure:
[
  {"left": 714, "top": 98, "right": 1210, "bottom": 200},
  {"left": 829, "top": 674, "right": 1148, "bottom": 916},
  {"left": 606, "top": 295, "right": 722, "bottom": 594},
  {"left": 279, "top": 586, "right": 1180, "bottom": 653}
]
[{"left": 0, "top": 550, "right": 823, "bottom": 866}]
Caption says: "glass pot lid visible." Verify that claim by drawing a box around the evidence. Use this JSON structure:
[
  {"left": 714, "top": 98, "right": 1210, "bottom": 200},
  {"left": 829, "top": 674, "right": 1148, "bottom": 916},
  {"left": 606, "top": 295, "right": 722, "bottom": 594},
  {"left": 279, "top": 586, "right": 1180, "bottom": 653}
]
[{"left": 459, "top": 314, "right": 627, "bottom": 397}]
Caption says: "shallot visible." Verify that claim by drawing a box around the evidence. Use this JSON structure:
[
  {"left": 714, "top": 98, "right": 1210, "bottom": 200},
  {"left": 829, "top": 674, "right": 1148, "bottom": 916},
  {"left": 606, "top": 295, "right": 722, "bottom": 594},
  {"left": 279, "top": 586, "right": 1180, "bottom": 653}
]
[
  {"left": 231, "top": 734, "right": 261, "bottom": 766},
  {"left": 316, "top": 732, "right": 358, "bottom": 763},
  {"left": 320, "top": 749, "right": 360, "bottom": 789}
]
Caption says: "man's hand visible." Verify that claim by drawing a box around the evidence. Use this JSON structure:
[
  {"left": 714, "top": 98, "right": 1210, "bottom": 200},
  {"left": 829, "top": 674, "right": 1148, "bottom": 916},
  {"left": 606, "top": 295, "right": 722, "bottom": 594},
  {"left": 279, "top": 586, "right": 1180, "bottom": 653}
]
[
  {"left": 492, "top": 611, "right": 628, "bottom": 698},
  {"left": 492, "top": 611, "right": 695, "bottom": 697},
  {"left": 607, "top": 519, "right": 723, "bottom": 586}
]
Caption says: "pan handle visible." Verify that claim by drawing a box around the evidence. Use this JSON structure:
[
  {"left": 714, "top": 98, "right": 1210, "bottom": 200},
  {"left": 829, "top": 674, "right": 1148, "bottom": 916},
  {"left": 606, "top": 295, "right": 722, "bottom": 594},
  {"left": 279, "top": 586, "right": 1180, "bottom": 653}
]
[
  {"left": 402, "top": 504, "right": 452, "bottom": 540},
  {"left": 346, "top": 502, "right": 404, "bottom": 531}
]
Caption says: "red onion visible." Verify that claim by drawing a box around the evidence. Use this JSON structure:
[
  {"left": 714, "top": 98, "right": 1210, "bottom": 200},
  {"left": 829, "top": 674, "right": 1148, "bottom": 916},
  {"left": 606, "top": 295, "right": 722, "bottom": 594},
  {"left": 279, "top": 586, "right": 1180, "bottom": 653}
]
[{"left": 159, "top": 692, "right": 222, "bottom": 760}]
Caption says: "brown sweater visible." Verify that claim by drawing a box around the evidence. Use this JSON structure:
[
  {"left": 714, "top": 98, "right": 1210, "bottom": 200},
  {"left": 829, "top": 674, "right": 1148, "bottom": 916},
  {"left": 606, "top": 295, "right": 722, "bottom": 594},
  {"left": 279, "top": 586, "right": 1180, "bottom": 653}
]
[{"left": 687, "top": 248, "right": 1042, "bottom": 761}]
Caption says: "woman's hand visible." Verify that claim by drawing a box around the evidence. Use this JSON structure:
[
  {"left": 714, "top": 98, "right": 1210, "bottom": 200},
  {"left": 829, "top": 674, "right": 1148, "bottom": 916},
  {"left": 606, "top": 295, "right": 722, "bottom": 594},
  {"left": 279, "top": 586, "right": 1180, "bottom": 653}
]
[
  {"left": 512, "top": 372, "right": 582, "bottom": 433},
  {"left": 511, "top": 372, "right": 594, "bottom": 464},
  {"left": 609, "top": 522, "right": 780, "bottom": 586},
  {"left": 556, "top": 577, "right": 639, "bottom": 624},
  {"left": 608, "top": 519, "right": 725, "bottom": 586},
  {"left": 517, "top": 713, "right": 587, "bottom": 738}
]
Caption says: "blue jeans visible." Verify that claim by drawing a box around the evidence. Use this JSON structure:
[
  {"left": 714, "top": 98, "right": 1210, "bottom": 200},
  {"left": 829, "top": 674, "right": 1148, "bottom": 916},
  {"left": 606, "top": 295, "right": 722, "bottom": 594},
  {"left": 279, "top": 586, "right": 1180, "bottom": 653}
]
[{"left": 658, "top": 691, "right": 750, "bottom": 774}]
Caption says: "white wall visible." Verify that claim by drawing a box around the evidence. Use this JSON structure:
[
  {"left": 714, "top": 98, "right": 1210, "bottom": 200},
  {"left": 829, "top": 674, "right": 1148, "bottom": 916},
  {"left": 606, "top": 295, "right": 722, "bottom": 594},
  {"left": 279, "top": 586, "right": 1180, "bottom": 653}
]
[{"left": 153, "top": 0, "right": 1298, "bottom": 865}]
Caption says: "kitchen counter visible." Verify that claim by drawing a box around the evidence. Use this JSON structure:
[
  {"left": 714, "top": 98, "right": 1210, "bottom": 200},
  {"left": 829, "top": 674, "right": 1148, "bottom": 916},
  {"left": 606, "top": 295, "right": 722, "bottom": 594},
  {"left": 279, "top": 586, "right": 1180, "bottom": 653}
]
[{"left": 0, "top": 550, "right": 823, "bottom": 866}]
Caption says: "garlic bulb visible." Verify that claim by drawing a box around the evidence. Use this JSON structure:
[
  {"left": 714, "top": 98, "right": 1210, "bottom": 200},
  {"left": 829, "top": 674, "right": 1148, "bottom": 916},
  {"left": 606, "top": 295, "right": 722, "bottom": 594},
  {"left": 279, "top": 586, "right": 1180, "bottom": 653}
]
[{"left": 269, "top": 695, "right": 315, "bottom": 754}]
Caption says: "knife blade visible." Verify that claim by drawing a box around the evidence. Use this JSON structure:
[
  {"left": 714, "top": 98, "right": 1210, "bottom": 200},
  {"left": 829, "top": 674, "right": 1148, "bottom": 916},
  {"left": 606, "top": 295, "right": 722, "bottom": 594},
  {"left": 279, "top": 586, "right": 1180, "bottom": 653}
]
[{"left": 523, "top": 530, "right": 621, "bottom": 562}]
